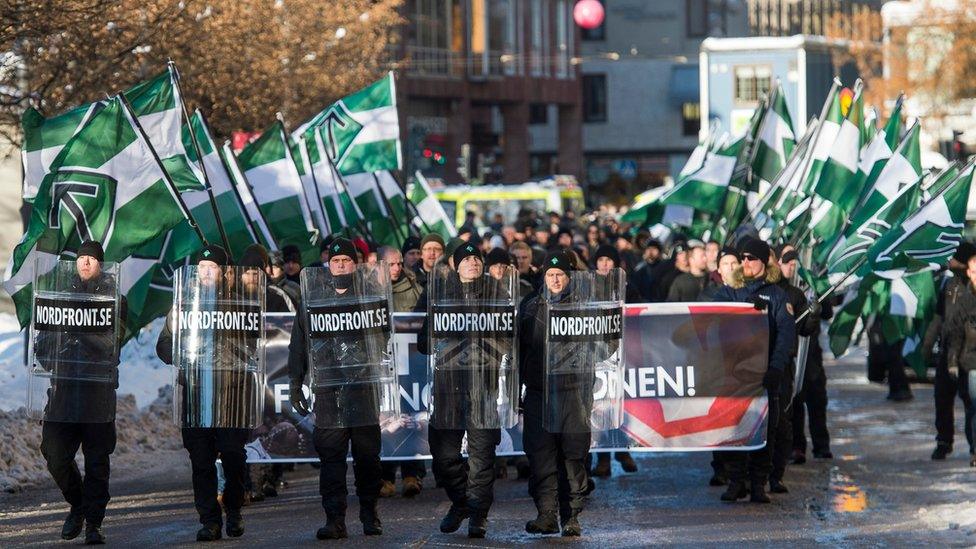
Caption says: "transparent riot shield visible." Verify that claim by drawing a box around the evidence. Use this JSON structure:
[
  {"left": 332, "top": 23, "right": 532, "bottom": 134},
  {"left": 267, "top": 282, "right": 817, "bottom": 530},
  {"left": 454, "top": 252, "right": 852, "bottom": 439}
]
[
  {"left": 427, "top": 264, "right": 519, "bottom": 430},
  {"left": 301, "top": 262, "right": 398, "bottom": 428},
  {"left": 27, "top": 257, "right": 121, "bottom": 423},
  {"left": 172, "top": 264, "right": 266, "bottom": 429},
  {"left": 543, "top": 269, "right": 625, "bottom": 433}
]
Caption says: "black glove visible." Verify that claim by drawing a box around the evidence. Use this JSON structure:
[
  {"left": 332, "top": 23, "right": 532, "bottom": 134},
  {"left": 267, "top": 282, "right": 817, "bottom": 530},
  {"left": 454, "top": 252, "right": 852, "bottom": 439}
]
[
  {"left": 763, "top": 368, "right": 783, "bottom": 394},
  {"left": 808, "top": 300, "right": 822, "bottom": 319},
  {"left": 752, "top": 296, "right": 768, "bottom": 311},
  {"left": 290, "top": 381, "right": 311, "bottom": 417}
]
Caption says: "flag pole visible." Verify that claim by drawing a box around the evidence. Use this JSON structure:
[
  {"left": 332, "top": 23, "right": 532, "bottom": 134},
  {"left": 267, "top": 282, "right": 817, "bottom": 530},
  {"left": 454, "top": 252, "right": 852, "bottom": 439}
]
[
  {"left": 745, "top": 116, "right": 817, "bottom": 227},
  {"left": 400, "top": 171, "right": 435, "bottom": 234},
  {"left": 795, "top": 254, "right": 866, "bottom": 325},
  {"left": 276, "top": 113, "right": 327, "bottom": 241},
  {"left": 168, "top": 61, "right": 231, "bottom": 253},
  {"left": 119, "top": 94, "right": 207, "bottom": 245},
  {"left": 297, "top": 134, "right": 333, "bottom": 236},
  {"left": 221, "top": 140, "right": 280, "bottom": 251},
  {"left": 372, "top": 172, "right": 410, "bottom": 243},
  {"left": 195, "top": 110, "right": 259, "bottom": 246}
]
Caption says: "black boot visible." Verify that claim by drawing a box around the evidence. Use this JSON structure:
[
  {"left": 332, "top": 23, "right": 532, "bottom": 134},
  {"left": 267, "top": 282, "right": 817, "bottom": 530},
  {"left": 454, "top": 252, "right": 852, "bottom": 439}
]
[
  {"left": 467, "top": 512, "right": 488, "bottom": 538},
  {"left": 750, "top": 481, "right": 771, "bottom": 503},
  {"left": 525, "top": 511, "right": 559, "bottom": 534},
  {"left": 360, "top": 500, "right": 382, "bottom": 536},
  {"left": 591, "top": 454, "right": 612, "bottom": 478},
  {"left": 225, "top": 509, "right": 244, "bottom": 538},
  {"left": 316, "top": 514, "right": 348, "bottom": 540},
  {"left": 561, "top": 511, "right": 582, "bottom": 537},
  {"left": 720, "top": 481, "right": 748, "bottom": 502},
  {"left": 61, "top": 508, "right": 84, "bottom": 540},
  {"left": 196, "top": 523, "right": 222, "bottom": 542},
  {"left": 931, "top": 443, "right": 952, "bottom": 460},
  {"left": 769, "top": 478, "right": 789, "bottom": 494},
  {"left": 439, "top": 504, "right": 469, "bottom": 533},
  {"left": 616, "top": 452, "right": 638, "bottom": 473},
  {"left": 84, "top": 524, "right": 105, "bottom": 545}
]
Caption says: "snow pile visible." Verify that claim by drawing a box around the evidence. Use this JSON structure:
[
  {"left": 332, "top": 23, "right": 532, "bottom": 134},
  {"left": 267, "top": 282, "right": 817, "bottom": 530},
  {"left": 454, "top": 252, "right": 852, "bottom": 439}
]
[{"left": 0, "top": 386, "right": 181, "bottom": 493}]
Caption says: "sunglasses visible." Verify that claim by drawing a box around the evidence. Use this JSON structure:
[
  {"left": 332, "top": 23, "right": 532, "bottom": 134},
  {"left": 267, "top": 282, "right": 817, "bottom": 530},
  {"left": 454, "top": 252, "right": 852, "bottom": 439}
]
[{"left": 741, "top": 253, "right": 761, "bottom": 262}]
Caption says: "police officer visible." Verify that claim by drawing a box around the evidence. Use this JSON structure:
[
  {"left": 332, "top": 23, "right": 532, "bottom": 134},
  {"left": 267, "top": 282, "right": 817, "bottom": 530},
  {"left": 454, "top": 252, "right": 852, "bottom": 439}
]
[
  {"left": 287, "top": 238, "right": 384, "bottom": 540},
  {"left": 712, "top": 238, "right": 795, "bottom": 503},
  {"left": 518, "top": 250, "right": 592, "bottom": 537},
  {"left": 37, "top": 240, "right": 126, "bottom": 545},
  {"left": 156, "top": 245, "right": 249, "bottom": 541},
  {"left": 416, "top": 243, "right": 509, "bottom": 538}
]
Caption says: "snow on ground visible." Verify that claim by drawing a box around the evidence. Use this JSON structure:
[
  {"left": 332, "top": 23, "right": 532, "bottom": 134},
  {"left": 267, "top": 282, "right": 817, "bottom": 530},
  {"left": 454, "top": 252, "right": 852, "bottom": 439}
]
[{"left": 0, "top": 313, "right": 172, "bottom": 411}]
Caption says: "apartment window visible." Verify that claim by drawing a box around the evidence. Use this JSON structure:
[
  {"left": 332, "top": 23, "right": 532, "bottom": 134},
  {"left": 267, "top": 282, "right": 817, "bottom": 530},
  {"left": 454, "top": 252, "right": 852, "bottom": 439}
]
[
  {"left": 411, "top": 0, "right": 458, "bottom": 75},
  {"left": 581, "top": 0, "right": 605, "bottom": 40},
  {"left": 530, "top": 0, "right": 550, "bottom": 76},
  {"left": 471, "top": 0, "right": 520, "bottom": 76},
  {"left": 682, "top": 102, "right": 701, "bottom": 136},
  {"left": 686, "top": 0, "right": 708, "bottom": 38},
  {"left": 529, "top": 104, "right": 549, "bottom": 125},
  {"left": 733, "top": 65, "right": 772, "bottom": 104},
  {"left": 583, "top": 74, "right": 607, "bottom": 123},
  {"left": 555, "top": 0, "right": 570, "bottom": 78}
]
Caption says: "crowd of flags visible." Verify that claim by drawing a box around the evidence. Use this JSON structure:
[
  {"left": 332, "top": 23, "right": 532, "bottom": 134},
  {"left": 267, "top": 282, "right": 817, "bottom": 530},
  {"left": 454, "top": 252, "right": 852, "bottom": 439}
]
[
  {"left": 4, "top": 64, "right": 457, "bottom": 337},
  {"left": 629, "top": 78, "right": 974, "bottom": 375}
]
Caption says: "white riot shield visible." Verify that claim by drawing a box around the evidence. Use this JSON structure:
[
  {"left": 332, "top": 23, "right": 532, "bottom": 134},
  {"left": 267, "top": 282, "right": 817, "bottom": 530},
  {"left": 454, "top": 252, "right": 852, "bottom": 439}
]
[
  {"left": 172, "top": 265, "right": 266, "bottom": 428},
  {"left": 427, "top": 265, "right": 519, "bottom": 430},
  {"left": 543, "top": 269, "right": 625, "bottom": 433},
  {"left": 301, "top": 262, "right": 398, "bottom": 429},
  {"left": 27, "top": 258, "right": 121, "bottom": 423}
]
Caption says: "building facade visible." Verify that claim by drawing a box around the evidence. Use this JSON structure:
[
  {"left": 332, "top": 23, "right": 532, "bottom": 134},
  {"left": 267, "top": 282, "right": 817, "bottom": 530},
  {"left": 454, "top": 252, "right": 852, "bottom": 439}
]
[{"left": 396, "top": 0, "right": 583, "bottom": 185}]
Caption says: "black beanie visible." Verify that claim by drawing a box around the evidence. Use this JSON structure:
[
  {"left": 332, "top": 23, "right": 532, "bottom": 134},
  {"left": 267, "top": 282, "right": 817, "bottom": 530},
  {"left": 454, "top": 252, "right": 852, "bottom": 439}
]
[
  {"left": 319, "top": 236, "right": 335, "bottom": 253},
  {"left": 953, "top": 241, "right": 976, "bottom": 264},
  {"left": 240, "top": 244, "right": 270, "bottom": 270},
  {"left": 738, "top": 238, "right": 771, "bottom": 265},
  {"left": 780, "top": 249, "right": 799, "bottom": 264},
  {"left": 719, "top": 246, "right": 738, "bottom": 261},
  {"left": 328, "top": 238, "right": 359, "bottom": 263},
  {"left": 593, "top": 244, "right": 620, "bottom": 266},
  {"left": 452, "top": 242, "right": 483, "bottom": 268},
  {"left": 485, "top": 247, "right": 512, "bottom": 268},
  {"left": 77, "top": 240, "right": 104, "bottom": 262},
  {"left": 196, "top": 244, "right": 229, "bottom": 266},
  {"left": 401, "top": 236, "right": 421, "bottom": 256},
  {"left": 542, "top": 250, "right": 574, "bottom": 275},
  {"left": 282, "top": 245, "right": 302, "bottom": 264}
]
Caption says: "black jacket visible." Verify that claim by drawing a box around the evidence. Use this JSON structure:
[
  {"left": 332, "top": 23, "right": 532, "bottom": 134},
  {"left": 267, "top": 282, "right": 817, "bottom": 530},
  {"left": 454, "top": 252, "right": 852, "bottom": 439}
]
[{"left": 712, "top": 276, "right": 795, "bottom": 375}]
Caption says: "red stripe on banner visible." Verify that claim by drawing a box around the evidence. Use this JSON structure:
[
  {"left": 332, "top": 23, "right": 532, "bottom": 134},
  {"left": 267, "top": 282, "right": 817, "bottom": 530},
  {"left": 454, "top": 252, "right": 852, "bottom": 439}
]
[
  {"left": 622, "top": 397, "right": 757, "bottom": 438},
  {"left": 686, "top": 305, "right": 762, "bottom": 315}
]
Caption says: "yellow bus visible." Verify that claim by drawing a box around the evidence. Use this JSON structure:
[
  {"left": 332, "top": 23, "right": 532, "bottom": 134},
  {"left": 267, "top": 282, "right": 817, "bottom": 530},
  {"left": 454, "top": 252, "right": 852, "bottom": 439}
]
[{"left": 433, "top": 178, "right": 584, "bottom": 228}]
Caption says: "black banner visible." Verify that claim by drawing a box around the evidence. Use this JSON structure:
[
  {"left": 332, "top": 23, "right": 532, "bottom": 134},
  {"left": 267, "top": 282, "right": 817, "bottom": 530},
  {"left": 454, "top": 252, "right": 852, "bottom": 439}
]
[
  {"left": 306, "top": 299, "right": 390, "bottom": 339},
  {"left": 430, "top": 304, "right": 515, "bottom": 338},
  {"left": 33, "top": 297, "right": 115, "bottom": 333},
  {"left": 548, "top": 306, "right": 623, "bottom": 343}
]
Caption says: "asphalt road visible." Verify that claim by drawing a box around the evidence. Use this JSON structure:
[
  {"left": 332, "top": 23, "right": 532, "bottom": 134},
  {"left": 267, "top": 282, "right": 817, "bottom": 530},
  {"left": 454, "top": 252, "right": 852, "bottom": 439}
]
[{"left": 3, "top": 347, "right": 976, "bottom": 547}]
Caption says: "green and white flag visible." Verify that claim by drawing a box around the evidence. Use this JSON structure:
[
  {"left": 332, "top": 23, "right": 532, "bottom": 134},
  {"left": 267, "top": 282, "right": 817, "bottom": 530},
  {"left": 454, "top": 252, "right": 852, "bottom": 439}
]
[
  {"left": 3, "top": 96, "right": 190, "bottom": 327},
  {"left": 238, "top": 121, "right": 318, "bottom": 259},
  {"left": 20, "top": 102, "right": 102, "bottom": 200},
  {"left": 409, "top": 171, "right": 457, "bottom": 240},
  {"left": 751, "top": 83, "right": 796, "bottom": 184},
  {"left": 187, "top": 110, "right": 261, "bottom": 260},
  {"left": 221, "top": 141, "right": 278, "bottom": 252},
  {"left": 865, "top": 163, "right": 974, "bottom": 274},
  {"left": 809, "top": 86, "right": 866, "bottom": 248},
  {"left": 662, "top": 136, "right": 742, "bottom": 214},
  {"left": 344, "top": 171, "right": 406, "bottom": 246},
  {"left": 20, "top": 67, "right": 203, "bottom": 201},
  {"left": 294, "top": 73, "right": 401, "bottom": 176},
  {"left": 293, "top": 135, "right": 333, "bottom": 235},
  {"left": 852, "top": 97, "right": 904, "bottom": 196},
  {"left": 801, "top": 81, "right": 844, "bottom": 195},
  {"left": 310, "top": 127, "right": 364, "bottom": 233},
  {"left": 847, "top": 122, "right": 921, "bottom": 234},
  {"left": 826, "top": 173, "right": 922, "bottom": 278}
]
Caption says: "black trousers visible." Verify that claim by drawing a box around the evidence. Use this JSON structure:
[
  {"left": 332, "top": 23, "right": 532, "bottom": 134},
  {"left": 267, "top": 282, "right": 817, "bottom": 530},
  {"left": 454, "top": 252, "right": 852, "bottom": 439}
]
[
  {"left": 770, "top": 390, "right": 793, "bottom": 482},
  {"left": 41, "top": 421, "right": 116, "bottom": 526},
  {"left": 792, "top": 355, "right": 831, "bottom": 454},
  {"left": 381, "top": 460, "right": 426, "bottom": 482},
  {"left": 523, "top": 389, "right": 590, "bottom": 518},
  {"left": 428, "top": 423, "right": 500, "bottom": 514},
  {"left": 725, "top": 391, "right": 777, "bottom": 485},
  {"left": 313, "top": 425, "right": 382, "bottom": 516},
  {"left": 181, "top": 427, "right": 249, "bottom": 526},
  {"left": 934, "top": 358, "right": 976, "bottom": 451}
]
